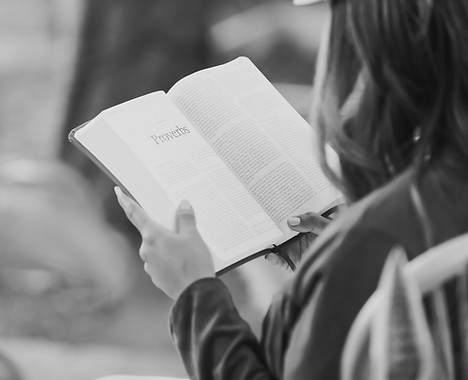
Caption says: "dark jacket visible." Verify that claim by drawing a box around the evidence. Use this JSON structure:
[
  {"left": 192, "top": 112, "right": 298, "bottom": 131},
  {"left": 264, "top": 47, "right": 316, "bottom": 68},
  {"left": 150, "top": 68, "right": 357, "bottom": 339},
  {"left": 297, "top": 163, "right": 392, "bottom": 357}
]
[{"left": 170, "top": 168, "right": 468, "bottom": 380}]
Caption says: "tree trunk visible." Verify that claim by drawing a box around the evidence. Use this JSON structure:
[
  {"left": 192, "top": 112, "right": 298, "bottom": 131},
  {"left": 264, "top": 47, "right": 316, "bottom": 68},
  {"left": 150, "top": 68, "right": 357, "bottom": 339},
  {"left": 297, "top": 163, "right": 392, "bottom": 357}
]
[{"left": 59, "top": 0, "right": 214, "bottom": 232}]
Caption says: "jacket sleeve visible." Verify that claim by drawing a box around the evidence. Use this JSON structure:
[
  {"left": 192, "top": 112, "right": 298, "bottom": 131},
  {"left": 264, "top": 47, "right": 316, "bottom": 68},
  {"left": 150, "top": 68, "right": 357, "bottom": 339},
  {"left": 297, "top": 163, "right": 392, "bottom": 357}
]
[
  {"left": 279, "top": 229, "right": 399, "bottom": 380},
  {"left": 170, "top": 277, "right": 278, "bottom": 380},
  {"left": 169, "top": 229, "right": 400, "bottom": 380}
]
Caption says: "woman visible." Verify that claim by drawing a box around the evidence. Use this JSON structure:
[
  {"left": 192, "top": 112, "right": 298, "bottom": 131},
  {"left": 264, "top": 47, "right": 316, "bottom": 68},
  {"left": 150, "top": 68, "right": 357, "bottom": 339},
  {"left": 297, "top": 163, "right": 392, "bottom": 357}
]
[{"left": 115, "top": 0, "right": 468, "bottom": 378}]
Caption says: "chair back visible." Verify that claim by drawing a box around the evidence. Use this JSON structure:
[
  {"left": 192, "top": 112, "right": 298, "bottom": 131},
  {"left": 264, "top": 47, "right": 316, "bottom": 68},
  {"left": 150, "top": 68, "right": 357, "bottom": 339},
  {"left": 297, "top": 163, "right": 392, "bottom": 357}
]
[{"left": 341, "top": 232, "right": 468, "bottom": 380}]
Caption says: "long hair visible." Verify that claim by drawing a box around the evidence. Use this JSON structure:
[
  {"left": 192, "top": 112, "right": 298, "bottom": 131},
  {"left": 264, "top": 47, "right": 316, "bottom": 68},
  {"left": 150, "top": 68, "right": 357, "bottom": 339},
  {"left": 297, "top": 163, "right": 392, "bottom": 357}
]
[{"left": 313, "top": 0, "right": 468, "bottom": 202}]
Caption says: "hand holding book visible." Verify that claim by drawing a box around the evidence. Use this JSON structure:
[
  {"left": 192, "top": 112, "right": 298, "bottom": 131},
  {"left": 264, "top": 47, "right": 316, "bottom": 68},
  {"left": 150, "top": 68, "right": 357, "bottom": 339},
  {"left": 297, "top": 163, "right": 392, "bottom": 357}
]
[
  {"left": 69, "top": 57, "right": 343, "bottom": 274},
  {"left": 115, "top": 187, "right": 215, "bottom": 300},
  {"left": 115, "top": 185, "right": 331, "bottom": 298},
  {"left": 264, "top": 211, "right": 331, "bottom": 270}
]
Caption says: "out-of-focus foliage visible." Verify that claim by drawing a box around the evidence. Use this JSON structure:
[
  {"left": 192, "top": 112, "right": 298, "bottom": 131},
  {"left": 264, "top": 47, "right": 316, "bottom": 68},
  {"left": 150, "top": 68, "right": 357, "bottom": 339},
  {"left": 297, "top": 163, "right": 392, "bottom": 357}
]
[{"left": 0, "top": 1, "right": 327, "bottom": 379}]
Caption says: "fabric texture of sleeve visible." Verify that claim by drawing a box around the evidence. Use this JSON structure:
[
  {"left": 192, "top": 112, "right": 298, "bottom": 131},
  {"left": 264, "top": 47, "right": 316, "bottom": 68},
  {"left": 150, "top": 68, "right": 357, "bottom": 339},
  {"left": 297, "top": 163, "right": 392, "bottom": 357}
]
[
  {"left": 169, "top": 227, "right": 403, "bottom": 380},
  {"left": 170, "top": 277, "right": 277, "bottom": 380},
  {"left": 280, "top": 228, "right": 401, "bottom": 380}
]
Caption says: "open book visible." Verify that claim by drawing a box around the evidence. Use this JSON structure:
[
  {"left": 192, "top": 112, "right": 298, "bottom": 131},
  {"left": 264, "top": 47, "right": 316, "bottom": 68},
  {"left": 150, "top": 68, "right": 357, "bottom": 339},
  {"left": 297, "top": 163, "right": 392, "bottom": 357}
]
[{"left": 69, "top": 56, "right": 342, "bottom": 275}]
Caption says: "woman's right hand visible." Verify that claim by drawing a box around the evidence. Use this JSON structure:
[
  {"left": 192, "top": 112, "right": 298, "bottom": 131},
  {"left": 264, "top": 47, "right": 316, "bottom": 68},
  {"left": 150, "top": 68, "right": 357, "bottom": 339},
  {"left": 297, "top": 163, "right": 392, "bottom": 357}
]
[{"left": 265, "top": 212, "right": 330, "bottom": 270}]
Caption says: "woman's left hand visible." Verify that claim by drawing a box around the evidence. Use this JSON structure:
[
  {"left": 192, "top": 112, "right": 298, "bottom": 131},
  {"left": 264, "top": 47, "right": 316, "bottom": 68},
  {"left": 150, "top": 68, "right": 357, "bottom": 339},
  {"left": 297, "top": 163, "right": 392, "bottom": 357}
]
[
  {"left": 115, "top": 187, "right": 215, "bottom": 300},
  {"left": 264, "top": 212, "right": 330, "bottom": 270}
]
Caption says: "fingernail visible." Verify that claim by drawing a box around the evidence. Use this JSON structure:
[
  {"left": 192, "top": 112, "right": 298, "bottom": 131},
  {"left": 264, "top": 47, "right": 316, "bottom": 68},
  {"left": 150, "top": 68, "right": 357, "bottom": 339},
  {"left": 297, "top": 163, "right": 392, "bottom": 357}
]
[
  {"left": 179, "top": 199, "right": 192, "bottom": 211},
  {"left": 288, "top": 217, "right": 301, "bottom": 226}
]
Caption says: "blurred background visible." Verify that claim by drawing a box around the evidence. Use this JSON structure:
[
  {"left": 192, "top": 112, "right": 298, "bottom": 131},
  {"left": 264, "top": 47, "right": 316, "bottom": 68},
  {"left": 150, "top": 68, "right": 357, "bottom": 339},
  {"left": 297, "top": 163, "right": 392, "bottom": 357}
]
[{"left": 0, "top": 0, "right": 327, "bottom": 379}]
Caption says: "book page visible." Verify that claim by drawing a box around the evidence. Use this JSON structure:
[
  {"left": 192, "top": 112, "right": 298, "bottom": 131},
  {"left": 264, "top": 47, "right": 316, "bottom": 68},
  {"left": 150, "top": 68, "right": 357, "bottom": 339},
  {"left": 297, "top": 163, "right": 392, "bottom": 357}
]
[
  {"left": 168, "top": 57, "right": 341, "bottom": 233},
  {"left": 97, "top": 91, "right": 283, "bottom": 266}
]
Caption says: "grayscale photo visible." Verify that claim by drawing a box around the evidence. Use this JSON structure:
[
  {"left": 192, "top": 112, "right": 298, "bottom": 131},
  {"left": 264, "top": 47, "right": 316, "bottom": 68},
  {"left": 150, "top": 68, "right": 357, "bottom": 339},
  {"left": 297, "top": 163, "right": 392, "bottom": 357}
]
[{"left": 0, "top": 0, "right": 467, "bottom": 379}]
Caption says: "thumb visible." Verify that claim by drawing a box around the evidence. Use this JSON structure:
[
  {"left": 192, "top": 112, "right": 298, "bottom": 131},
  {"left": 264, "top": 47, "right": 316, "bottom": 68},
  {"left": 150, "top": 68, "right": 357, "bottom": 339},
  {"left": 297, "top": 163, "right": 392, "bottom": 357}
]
[
  {"left": 175, "top": 200, "right": 198, "bottom": 235},
  {"left": 287, "top": 212, "right": 329, "bottom": 233}
]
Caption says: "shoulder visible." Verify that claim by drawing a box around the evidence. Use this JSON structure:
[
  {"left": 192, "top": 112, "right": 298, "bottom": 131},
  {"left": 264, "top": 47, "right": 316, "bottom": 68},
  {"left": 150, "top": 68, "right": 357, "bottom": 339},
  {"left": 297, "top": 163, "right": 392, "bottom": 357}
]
[{"left": 291, "top": 169, "right": 425, "bottom": 304}]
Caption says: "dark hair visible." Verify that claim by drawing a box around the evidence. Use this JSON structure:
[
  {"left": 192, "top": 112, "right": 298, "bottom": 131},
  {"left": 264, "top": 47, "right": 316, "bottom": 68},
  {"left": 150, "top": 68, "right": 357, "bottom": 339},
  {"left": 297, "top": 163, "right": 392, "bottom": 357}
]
[{"left": 314, "top": 0, "right": 468, "bottom": 202}]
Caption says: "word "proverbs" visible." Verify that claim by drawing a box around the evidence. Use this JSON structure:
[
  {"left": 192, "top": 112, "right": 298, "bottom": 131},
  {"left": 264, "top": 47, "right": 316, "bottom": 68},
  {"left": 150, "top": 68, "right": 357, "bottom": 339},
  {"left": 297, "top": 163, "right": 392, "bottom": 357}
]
[{"left": 150, "top": 125, "right": 191, "bottom": 144}]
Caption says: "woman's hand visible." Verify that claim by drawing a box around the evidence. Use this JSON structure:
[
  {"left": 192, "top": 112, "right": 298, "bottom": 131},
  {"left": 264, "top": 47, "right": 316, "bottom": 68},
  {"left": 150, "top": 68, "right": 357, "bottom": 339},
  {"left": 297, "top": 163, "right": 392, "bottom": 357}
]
[
  {"left": 115, "top": 187, "right": 215, "bottom": 300},
  {"left": 265, "top": 212, "right": 330, "bottom": 270}
]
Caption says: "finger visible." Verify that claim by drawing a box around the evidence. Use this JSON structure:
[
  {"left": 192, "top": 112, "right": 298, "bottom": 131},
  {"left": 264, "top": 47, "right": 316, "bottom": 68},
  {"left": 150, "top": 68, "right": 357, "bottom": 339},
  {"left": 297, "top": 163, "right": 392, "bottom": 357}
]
[
  {"left": 139, "top": 242, "right": 156, "bottom": 262},
  {"left": 114, "top": 187, "right": 150, "bottom": 231},
  {"left": 175, "top": 199, "right": 198, "bottom": 235},
  {"left": 264, "top": 253, "right": 288, "bottom": 268},
  {"left": 287, "top": 212, "right": 330, "bottom": 233}
]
